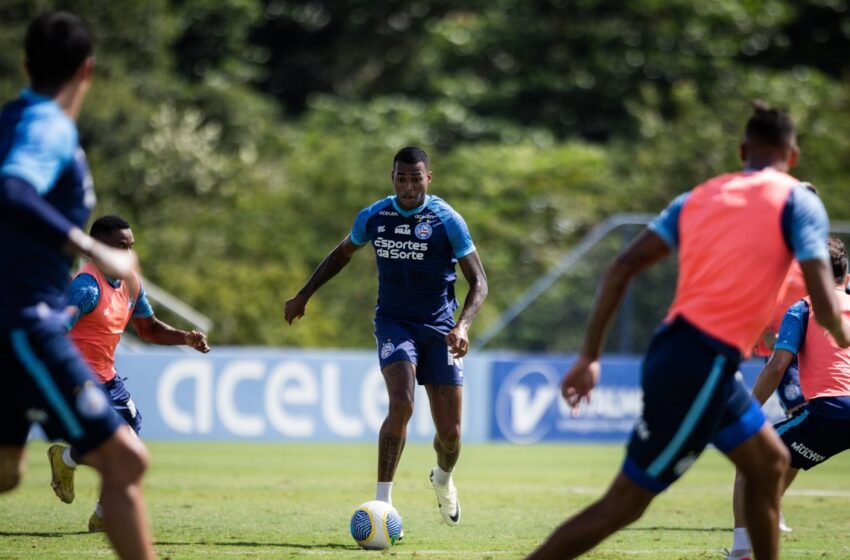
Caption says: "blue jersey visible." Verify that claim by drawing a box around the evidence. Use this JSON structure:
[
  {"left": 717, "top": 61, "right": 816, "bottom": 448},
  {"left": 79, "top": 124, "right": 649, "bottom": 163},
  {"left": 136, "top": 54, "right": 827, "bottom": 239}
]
[
  {"left": 351, "top": 195, "right": 476, "bottom": 325},
  {"left": 0, "top": 89, "right": 94, "bottom": 327}
]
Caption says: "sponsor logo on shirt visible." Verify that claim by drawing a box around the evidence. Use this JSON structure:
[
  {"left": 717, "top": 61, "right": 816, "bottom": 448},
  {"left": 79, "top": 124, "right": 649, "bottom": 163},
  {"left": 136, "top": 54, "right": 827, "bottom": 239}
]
[
  {"left": 373, "top": 237, "right": 429, "bottom": 261},
  {"left": 377, "top": 225, "right": 386, "bottom": 233},
  {"left": 414, "top": 222, "right": 432, "bottom": 240},
  {"left": 394, "top": 224, "right": 411, "bottom": 235},
  {"left": 379, "top": 211, "right": 398, "bottom": 216},
  {"left": 416, "top": 213, "right": 435, "bottom": 221}
]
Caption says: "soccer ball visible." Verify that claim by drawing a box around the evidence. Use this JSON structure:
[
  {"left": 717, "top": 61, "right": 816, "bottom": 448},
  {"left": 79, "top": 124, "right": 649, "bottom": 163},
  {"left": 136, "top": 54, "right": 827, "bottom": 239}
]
[{"left": 349, "top": 500, "right": 403, "bottom": 550}]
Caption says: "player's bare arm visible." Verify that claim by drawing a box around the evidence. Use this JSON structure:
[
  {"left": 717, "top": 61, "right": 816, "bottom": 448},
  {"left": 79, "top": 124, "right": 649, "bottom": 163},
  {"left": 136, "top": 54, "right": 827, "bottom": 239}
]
[
  {"left": 800, "top": 258, "right": 850, "bottom": 347},
  {"left": 750, "top": 349, "right": 794, "bottom": 405},
  {"left": 446, "top": 251, "right": 488, "bottom": 358},
  {"left": 131, "top": 316, "right": 210, "bottom": 353},
  {"left": 284, "top": 235, "right": 362, "bottom": 324},
  {"left": 562, "top": 230, "right": 670, "bottom": 408}
]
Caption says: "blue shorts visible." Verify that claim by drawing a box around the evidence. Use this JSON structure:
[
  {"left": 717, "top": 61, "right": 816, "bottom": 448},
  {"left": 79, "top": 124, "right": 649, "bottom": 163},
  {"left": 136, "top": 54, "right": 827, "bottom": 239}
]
[
  {"left": 623, "top": 318, "right": 766, "bottom": 493},
  {"left": 374, "top": 317, "right": 463, "bottom": 386},
  {"left": 104, "top": 376, "right": 142, "bottom": 435},
  {"left": 0, "top": 313, "right": 124, "bottom": 455},
  {"left": 773, "top": 358, "right": 806, "bottom": 414},
  {"left": 775, "top": 405, "right": 850, "bottom": 470}
]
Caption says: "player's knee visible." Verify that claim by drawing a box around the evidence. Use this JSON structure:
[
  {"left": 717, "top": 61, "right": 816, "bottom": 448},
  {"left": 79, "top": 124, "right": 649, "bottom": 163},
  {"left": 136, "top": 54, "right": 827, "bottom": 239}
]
[
  {"left": 0, "top": 450, "right": 25, "bottom": 493},
  {"left": 98, "top": 435, "right": 150, "bottom": 486},
  {"left": 387, "top": 395, "right": 414, "bottom": 423},
  {"left": 0, "top": 467, "right": 23, "bottom": 493}
]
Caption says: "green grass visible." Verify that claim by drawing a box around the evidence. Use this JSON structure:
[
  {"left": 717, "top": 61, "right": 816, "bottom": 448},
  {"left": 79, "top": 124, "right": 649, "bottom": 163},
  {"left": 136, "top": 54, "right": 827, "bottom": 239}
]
[{"left": 1, "top": 442, "right": 849, "bottom": 559}]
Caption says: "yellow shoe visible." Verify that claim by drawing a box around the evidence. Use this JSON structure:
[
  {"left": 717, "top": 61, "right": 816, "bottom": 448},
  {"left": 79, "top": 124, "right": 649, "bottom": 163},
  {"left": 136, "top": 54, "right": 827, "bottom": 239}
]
[
  {"left": 88, "top": 511, "right": 104, "bottom": 533},
  {"left": 47, "top": 445, "right": 75, "bottom": 504}
]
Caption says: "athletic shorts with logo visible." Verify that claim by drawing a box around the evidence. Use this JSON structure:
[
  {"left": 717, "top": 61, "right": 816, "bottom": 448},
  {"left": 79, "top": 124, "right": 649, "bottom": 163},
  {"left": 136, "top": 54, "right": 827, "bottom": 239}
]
[
  {"left": 374, "top": 317, "right": 463, "bottom": 386},
  {"left": 762, "top": 356, "right": 806, "bottom": 413},
  {"left": 0, "top": 310, "right": 123, "bottom": 454},
  {"left": 104, "top": 375, "right": 142, "bottom": 435},
  {"left": 774, "top": 404, "right": 850, "bottom": 470},
  {"left": 623, "top": 317, "right": 766, "bottom": 493}
]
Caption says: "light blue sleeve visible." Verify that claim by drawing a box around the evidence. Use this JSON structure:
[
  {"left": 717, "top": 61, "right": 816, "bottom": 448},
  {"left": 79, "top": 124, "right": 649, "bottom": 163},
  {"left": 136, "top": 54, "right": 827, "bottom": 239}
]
[
  {"left": 783, "top": 186, "right": 829, "bottom": 262},
  {"left": 0, "top": 113, "right": 76, "bottom": 196},
  {"left": 350, "top": 207, "right": 371, "bottom": 246},
  {"left": 350, "top": 197, "right": 392, "bottom": 246},
  {"left": 647, "top": 192, "right": 690, "bottom": 249},
  {"left": 431, "top": 199, "right": 476, "bottom": 259},
  {"left": 66, "top": 273, "right": 100, "bottom": 329},
  {"left": 774, "top": 299, "right": 809, "bottom": 355},
  {"left": 131, "top": 284, "right": 154, "bottom": 319}
]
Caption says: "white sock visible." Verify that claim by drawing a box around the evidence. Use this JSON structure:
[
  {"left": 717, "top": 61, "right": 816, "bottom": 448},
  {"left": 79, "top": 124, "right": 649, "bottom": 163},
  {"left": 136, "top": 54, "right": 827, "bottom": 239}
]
[
  {"left": 62, "top": 447, "right": 78, "bottom": 469},
  {"left": 432, "top": 466, "right": 452, "bottom": 486},
  {"left": 94, "top": 502, "right": 104, "bottom": 518},
  {"left": 732, "top": 527, "right": 751, "bottom": 553},
  {"left": 376, "top": 482, "right": 393, "bottom": 504}
]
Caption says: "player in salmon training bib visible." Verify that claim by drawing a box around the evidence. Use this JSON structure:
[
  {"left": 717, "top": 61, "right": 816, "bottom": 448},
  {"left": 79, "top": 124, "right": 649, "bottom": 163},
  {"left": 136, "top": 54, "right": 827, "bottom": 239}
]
[
  {"left": 526, "top": 103, "right": 850, "bottom": 560},
  {"left": 726, "top": 238, "right": 850, "bottom": 560},
  {"left": 46, "top": 215, "right": 209, "bottom": 532}
]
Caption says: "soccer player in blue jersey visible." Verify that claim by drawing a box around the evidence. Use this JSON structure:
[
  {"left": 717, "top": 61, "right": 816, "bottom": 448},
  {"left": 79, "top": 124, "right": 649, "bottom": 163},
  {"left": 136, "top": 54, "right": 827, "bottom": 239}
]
[
  {"left": 0, "top": 13, "right": 154, "bottom": 560},
  {"left": 284, "top": 146, "right": 488, "bottom": 529},
  {"left": 47, "top": 215, "right": 209, "bottom": 532}
]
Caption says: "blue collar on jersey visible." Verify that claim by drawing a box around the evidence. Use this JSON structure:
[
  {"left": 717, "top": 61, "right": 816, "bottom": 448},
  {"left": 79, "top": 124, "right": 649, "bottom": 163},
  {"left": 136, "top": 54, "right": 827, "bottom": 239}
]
[
  {"left": 391, "top": 194, "right": 430, "bottom": 217},
  {"left": 21, "top": 88, "right": 56, "bottom": 106}
]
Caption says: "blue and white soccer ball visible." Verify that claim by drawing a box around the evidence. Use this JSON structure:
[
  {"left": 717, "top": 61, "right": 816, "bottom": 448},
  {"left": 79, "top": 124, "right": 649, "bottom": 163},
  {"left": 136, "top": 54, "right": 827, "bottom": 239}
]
[{"left": 349, "top": 500, "right": 403, "bottom": 550}]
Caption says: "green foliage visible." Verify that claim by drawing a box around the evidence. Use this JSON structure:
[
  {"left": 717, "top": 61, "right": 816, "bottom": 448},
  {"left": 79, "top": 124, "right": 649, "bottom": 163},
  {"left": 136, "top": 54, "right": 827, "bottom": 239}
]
[{"left": 3, "top": 1, "right": 850, "bottom": 349}]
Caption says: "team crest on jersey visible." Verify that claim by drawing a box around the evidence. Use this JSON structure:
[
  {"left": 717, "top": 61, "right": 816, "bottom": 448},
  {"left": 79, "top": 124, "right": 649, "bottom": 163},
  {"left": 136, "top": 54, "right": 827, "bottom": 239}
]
[
  {"left": 414, "top": 222, "right": 432, "bottom": 240},
  {"left": 380, "top": 342, "right": 396, "bottom": 359}
]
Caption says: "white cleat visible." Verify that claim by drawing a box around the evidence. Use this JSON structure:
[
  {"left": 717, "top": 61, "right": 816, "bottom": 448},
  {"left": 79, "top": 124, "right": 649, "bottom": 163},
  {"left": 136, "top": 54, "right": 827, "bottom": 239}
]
[
  {"left": 429, "top": 469, "right": 461, "bottom": 526},
  {"left": 778, "top": 511, "right": 793, "bottom": 533}
]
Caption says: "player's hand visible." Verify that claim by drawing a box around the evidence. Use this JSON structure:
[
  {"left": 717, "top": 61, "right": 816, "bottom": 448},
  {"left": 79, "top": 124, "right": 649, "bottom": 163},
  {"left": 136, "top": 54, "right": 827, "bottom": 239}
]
[
  {"left": 446, "top": 325, "right": 469, "bottom": 358},
  {"left": 561, "top": 355, "right": 601, "bottom": 410},
  {"left": 284, "top": 293, "right": 309, "bottom": 324},
  {"left": 185, "top": 330, "right": 210, "bottom": 353}
]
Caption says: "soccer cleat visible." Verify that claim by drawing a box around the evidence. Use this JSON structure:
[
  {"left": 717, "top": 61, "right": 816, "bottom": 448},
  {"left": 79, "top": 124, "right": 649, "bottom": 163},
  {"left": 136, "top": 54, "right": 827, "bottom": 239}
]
[
  {"left": 397, "top": 528, "right": 404, "bottom": 542},
  {"left": 778, "top": 511, "right": 793, "bottom": 533},
  {"left": 88, "top": 511, "right": 104, "bottom": 533},
  {"left": 722, "top": 548, "right": 752, "bottom": 560},
  {"left": 429, "top": 469, "right": 461, "bottom": 526},
  {"left": 47, "top": 444, "right": 75, "bottom": 504}
]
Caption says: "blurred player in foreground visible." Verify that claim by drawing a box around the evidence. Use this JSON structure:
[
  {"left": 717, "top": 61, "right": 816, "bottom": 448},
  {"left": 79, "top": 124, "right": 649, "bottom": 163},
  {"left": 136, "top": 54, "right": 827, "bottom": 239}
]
[
  {"left": 285, "top": 146, "right": 487, "bottom": 530},
  {"left": 48, "top": 214, "right": 209, "bottom": 531},
  {"left": 726, "top": 238, "right": 850, "bottom": 560},
  {"left": 526, "top": 103, "right": 850, "bottom": 560},
  {"left": 0, "top": 12, "right": 154, "bottom": 560}
]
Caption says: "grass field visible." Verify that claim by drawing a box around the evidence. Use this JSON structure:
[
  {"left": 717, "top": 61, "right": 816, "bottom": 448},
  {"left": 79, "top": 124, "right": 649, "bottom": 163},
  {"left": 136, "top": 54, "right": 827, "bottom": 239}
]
[{"left": 1, "top": 442, "right": 848, "bottom": 559}]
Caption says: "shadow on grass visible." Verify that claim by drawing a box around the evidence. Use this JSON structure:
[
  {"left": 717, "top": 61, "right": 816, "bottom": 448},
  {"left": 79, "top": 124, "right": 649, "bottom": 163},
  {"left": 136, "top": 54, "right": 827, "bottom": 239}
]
[
  {"left": 0, "top": 531, "right": 91, "bottom": 537},
  {"left": 624, "top": 526, "right": 728, "bottom": 532},
  {"left": 156, "top": 541, "right": 358, "bottom": 550}
]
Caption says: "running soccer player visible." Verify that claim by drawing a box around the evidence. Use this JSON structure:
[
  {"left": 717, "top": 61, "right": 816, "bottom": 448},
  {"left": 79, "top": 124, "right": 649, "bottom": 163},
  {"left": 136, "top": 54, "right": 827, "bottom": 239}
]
[
  {"left": 47, "top": 214, "right": 210, "bottom": 532},
  {"left": 0, "top": 12, "right": 154, "bottom": 560},
  {"left": 526, "top": 102, "right": 850, "bottom": 560},
  {"left": 726, "top": 238, "right": 850, "bottom": 560},
  {"left": 284, "top": 146, "right": 487, "bottom": 529}
]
